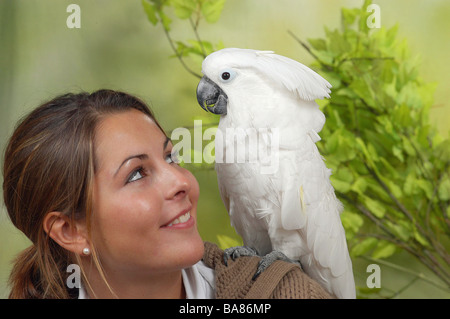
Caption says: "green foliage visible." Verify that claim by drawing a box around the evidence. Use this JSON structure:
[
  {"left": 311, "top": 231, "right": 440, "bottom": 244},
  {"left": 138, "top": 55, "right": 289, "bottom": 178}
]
[
  {"left": 304, "top": 0, "right": 450, "bottom": 289},
  {"left": 142, "top": 0, "right": 225, "bottom": 78}
]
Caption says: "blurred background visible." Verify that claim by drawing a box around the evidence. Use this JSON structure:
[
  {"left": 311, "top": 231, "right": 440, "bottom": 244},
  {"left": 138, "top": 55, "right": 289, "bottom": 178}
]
[{"left": 0, "top": 0, "right": 448, "bottom": 298}]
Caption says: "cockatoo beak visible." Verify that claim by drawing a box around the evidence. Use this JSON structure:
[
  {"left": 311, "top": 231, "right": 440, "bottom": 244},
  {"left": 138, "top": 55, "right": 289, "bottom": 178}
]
[{"left": 196, "top": 76, "right": 228, "bottom": 115}]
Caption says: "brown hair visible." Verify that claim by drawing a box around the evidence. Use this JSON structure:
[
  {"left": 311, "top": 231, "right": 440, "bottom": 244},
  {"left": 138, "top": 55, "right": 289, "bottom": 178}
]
[{"left": 3, "top": 89, "right": 161, "bottom": 298}]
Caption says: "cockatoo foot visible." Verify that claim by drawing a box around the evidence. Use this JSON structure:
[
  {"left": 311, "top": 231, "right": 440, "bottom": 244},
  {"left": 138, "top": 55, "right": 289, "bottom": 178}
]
[
  {"left": 253, "top": 250, "right": 302, "bottom": 280},
  {"left": 223, "top": 246, "right": 259, "bottom": 266}
]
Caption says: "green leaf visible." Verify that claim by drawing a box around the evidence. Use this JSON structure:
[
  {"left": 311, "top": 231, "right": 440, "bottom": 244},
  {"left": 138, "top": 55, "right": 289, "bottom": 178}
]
[
  {"left": 365, "top": 178, "right": 391, "bottom": 203},
  {"left": 173, "top": 41, "right": 190, "bottom": 57},
  {"left": 335, "top": 166, "right": 354, "bottom": 183},
  {"left": 438, "top": 177, "right": 450, "bottom": 201},
  {"left": 341, "top": 8, "right": 359, "bottom": 28},
  {"left": 326, "top": 28, "right": 352, "bottom": 56},
  {"left": 322, "top": 71, "right": 342, "bottom": 89},
  {"left": 401, "top": 136, "right": 415, "bottom": 156},
  {"left": 385, "top": 24, "right": 399, "bottom": 48},
  {"left": 433, "top": 140, "right": 450, "bottom": 162},
  {"left": 385, "top": 179, "right": 403, "bottom": 199},
  {"left": 188, "top": 39, "right": 214, "bottom": 56},
  {"left": 330, "top": 176, "right": 352, "bottom": 193},
  {"left": 311, "top": 48, "right": 335, "bottom": 66},
  {"left": 367, "top": 143, "right": 379, "bottom": 162},
  {"left": 159, "top": 10, "right": 172, "bottom": 31},
  {"left": 341, "top": 210, "right": 364, "bottom": 236},
  {"left": 307, "top": 38, "right": 327, "bottom": 51},
  {"left": 380, "top": 58, "right": 395, "bottom": 83},
  {"left": 379, "top": 158, "right": 400, "bottom": 180},
  {"left": 349, "top": 77, "right": 376, "bottom": 107},
  {"left": 201, "top": 0, "right": 225, "bottom": 23},
  {"left": 404, "top": 172, "right": 418, "bottom": 196},
  {"left": 351, "top": 237, "right": 378, "bottom": 257},
  {"left": 416, "top": 179, "right": 434, "bottom": 199},
  {"left": 326, "top": 128, "right": 356, "bottom": 162},
  {"left": 351, "top": 177, "right": 368, "bottom": 195},
  {"left": 358, "top": 0, "right": 372, "bottom": 33},
  {"left": 372, "top": 240, "right": 397, "bottom": 259},
  {"left": 413, "top": 228, "right": 430, "bottom": 248},
  {"left": 142, "top": 0, "right": 159, "bottom": 25},
  {"left": 356, "top": 137, "right": 378, "bottom": 170},
  {"left": 171, "top": 0, "right": 197, "bottom": 19},
  {"left": 392, "top": 145, "right": 404, "bottom": 162},
  {"left": 386, "top": 220, "right": 412, "bottom": 242},
  {"left": 363, "top": 196, "right": 386, "bottom": 218},
  {"left": 393, "top": 104, "right": 412, "bottom": 128}
]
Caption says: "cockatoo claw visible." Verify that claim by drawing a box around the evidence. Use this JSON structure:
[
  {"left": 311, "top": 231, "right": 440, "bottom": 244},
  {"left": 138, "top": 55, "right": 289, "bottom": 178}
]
[
  {"left": 253, "top": 250, "right": 302, "bottom": 281},
  {"left": 223, "top": 246, "right": 258, "bottom": 266}
]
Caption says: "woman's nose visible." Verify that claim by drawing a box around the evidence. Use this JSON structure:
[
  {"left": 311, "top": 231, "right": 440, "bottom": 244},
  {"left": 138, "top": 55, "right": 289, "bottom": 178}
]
[{"left": 162, "top": 165, "right": 191, "bottom": 201}]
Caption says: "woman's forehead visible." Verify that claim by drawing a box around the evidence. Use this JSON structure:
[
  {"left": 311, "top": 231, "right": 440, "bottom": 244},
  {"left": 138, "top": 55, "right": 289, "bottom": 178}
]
[{"left": 94, "top": 110, "right": 166, "bottom": 170}]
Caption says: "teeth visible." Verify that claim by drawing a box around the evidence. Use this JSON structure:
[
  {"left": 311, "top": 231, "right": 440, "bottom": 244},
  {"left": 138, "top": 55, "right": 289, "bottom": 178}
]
[{"left": 167, "top": 211, "right": 190, "bottom": 227}]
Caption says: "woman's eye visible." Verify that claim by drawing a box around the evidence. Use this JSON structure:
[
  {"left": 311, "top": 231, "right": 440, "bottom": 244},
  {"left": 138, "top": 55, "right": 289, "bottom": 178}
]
[
  {"left": 166, "top": 150, "right": 180, "bottom": 164},
  {"left": 127, "top": 167, "right": 145, "bottom": 183}
]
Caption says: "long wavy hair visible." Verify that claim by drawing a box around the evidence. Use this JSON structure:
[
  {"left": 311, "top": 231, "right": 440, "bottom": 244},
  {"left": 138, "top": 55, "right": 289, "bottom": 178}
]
[{"left": 3, "top": 89, "right": 162, "bottom": 298}]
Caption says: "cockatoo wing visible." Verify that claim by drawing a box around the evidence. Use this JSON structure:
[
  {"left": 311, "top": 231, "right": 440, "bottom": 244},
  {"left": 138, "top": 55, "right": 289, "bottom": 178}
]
[
  {"left": 297, "top": 139, "right": 355, "bottom": 299},
  {"left": 215, "top": 139, "right": 276, "bottom": 256}
]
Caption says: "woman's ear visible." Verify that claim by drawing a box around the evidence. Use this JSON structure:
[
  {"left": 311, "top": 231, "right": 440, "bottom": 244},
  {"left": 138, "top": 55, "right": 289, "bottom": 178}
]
[{"left": 43, "top": 212, "right": 90, "bottom": 256}]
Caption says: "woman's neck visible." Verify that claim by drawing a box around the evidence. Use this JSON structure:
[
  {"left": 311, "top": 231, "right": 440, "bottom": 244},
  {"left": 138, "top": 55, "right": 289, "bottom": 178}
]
[{"left": 82, "top": 266, "right": 186, "bottom": 299}]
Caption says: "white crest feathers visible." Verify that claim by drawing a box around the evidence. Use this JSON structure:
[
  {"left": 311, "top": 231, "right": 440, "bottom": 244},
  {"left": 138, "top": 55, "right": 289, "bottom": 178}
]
[{"left": 253, "top": 50, "right": 332, "bottom": 101}]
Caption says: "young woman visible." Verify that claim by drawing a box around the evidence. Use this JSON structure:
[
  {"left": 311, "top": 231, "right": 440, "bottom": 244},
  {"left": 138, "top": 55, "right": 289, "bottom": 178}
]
[{"left": 3, "top": 89, "right": 332, "bottom": 299}]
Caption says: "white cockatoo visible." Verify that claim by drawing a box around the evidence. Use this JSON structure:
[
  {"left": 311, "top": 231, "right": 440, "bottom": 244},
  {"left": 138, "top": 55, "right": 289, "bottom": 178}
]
[{"left": 196, "top": 48, "right": 355, "bottom": 299}]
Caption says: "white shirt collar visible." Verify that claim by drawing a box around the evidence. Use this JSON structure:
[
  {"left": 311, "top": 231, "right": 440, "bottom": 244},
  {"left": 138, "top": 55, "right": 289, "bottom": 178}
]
[{"left": 181, "top": 260, "right": 215, "bottom": 299}]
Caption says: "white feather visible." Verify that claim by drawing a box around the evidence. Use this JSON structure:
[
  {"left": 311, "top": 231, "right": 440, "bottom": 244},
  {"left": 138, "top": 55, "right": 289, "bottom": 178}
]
[{"left": 253, "top": 50, "right": 332, "bottom": 101}]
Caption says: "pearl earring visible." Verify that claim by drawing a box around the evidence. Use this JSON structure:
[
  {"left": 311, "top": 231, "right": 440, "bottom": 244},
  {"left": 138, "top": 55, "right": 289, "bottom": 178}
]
[{"left": 82, "top": 247, "right": 90, "bottom": 256}]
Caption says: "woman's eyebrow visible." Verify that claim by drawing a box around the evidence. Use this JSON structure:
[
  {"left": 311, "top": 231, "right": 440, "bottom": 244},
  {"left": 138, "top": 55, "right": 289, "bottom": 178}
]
[
  {"left": 114, "top": 154, "right": 148, "bottom": 177},
  {"left": 114, "top": 137, "right": 171, "bottom": 177}
]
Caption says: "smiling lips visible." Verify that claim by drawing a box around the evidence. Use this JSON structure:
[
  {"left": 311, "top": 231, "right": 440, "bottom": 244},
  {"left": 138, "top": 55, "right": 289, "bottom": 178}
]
[
  {"left": 162, "top": 208, "right": 193, "bottom": 229},
  {"left": 166, "top": 211, "right": 191, "bottom": 227}
]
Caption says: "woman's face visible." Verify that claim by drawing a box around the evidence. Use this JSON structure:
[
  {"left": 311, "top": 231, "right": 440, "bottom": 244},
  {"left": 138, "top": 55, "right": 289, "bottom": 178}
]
[{"left": 91, "top": 109, "right": 203, "bottom": 276}]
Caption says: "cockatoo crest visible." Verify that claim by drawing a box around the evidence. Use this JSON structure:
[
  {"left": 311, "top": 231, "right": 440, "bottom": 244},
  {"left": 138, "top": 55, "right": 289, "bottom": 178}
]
[{"left": 202, "top": 48, "right": 331, "bottom": 101}]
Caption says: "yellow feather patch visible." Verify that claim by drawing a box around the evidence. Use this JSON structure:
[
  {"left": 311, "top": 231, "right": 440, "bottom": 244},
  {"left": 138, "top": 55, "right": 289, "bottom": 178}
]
[{"left": 299, "top": 185, "right": 306, "bottom": 213}]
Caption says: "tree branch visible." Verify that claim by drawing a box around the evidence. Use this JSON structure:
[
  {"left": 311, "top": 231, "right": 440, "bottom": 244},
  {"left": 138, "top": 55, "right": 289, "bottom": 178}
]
[
  {"left": 162, "top": 26, "right": 202, "bottom": 79},
  {"left": 287, "top": 30, "right": 319, "bottom": 60},
  {"left": 190, "top": 17, "right": 207, "bottom": 58}
]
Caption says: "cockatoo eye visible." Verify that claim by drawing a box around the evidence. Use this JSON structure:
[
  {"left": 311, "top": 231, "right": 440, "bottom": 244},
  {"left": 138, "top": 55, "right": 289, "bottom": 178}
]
[{"left": 219, "top": 69, "right": 236, "bottom": 82}]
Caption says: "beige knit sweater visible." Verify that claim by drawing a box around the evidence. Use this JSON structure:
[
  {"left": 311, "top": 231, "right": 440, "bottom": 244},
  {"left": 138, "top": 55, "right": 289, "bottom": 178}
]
[{"left": 202, "top": 242, "right": 333, "bottom": 299}]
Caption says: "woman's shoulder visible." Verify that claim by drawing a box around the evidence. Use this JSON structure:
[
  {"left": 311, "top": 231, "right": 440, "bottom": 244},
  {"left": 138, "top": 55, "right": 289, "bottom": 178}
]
[{"left": 202, "top": 241, "right": 333, "bottom": 299}]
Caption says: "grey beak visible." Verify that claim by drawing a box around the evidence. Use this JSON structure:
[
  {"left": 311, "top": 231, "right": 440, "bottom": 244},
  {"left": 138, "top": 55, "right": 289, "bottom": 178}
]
[{"left": 196, "top": 76, "right": 228, "bottom": 115}]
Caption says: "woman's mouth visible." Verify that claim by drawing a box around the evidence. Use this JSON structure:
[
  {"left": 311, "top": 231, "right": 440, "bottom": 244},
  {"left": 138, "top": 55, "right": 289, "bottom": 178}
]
[
  {"left": 166, "top": 211, "right": 191, "bottom": 227},
  {"left": 161, "top": 208, "right": 194, "bottom": 229}
]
